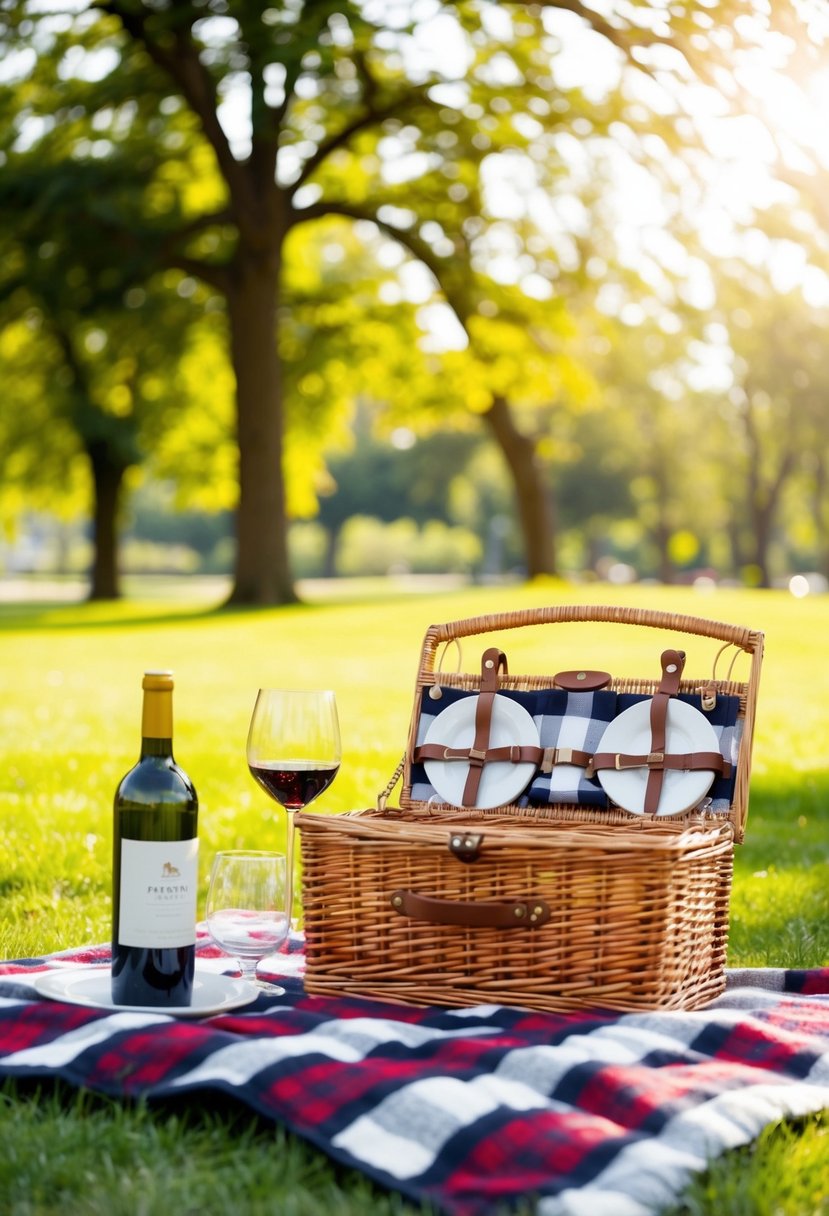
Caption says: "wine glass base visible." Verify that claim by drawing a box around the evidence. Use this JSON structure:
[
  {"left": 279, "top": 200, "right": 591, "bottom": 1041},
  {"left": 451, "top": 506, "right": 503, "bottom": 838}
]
[
  {"left": 232, "top": 957, "right": 287, "bottom": 994},
  {"left": 252, "top": 980, "right": 286, "bottom": 994},
  {"left": 252, "top": 955, "right": 288, "bottom": 994}
]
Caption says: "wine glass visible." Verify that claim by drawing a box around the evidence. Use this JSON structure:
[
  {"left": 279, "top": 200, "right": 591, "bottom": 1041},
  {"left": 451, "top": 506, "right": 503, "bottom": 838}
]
[
  {"left": 205, "top": 850, "right": 289, "bottom": 992},
  {"left": 246, "top": 689, "right": 341, "bottom": 928}
]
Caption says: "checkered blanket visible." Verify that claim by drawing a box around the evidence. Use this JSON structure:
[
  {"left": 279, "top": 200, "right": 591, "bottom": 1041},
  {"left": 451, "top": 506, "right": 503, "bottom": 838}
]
[
  {"left": 412, "top": 688, "right": 741, "bottom": 811},
  {"left": 1, "top": 935, "right": 827, "bottom": 1216}
]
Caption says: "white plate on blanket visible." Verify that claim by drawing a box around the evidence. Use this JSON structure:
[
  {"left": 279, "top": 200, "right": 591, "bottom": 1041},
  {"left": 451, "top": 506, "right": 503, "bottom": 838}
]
[
  {"left": 424, "top": 694, "right": 539, "bottom": 809},
  {"left": 595, "top": 699, "right": 720, "bottom": 816},
  {"left": 31, "top": 965, "right": 258, "bottom": 1017}
]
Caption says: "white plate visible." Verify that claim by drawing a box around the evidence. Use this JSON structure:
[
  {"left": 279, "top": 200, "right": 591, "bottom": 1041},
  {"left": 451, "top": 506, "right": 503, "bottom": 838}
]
[
  {"left": 424, "top": 694, "right": 539, "bottom": 809},
  {"left": 596, "top": 698, "right": 720, "bottom": 816},
  {"left": 32, "top": 965, "right": 259, "bottom": 1017}
]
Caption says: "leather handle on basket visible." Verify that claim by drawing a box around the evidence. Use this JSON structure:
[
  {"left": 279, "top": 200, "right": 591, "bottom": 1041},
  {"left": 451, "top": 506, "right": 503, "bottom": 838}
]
[{"left": 389, "top": 889, "right": 551, "bottom": 929}]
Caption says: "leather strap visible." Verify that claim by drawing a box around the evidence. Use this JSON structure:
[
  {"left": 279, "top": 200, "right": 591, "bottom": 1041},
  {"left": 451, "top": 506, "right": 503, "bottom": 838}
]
[
  {"left": 390, "top": 889, "right": 551, "bottom": 929},
  {"left": 461, "top": 648, "right": 507, "bottom": 807},
  {"left": 414, "top": 744, "right": 593, "bottom": 772},
  {"left": 417, "top": 741, "right": 729, "bottom": 777},
  {"left": 590, "top": 750, "right": 730, "bottom": 776},
  {"left": 644, "top": 649, "right": 685, "bottom": 814}
]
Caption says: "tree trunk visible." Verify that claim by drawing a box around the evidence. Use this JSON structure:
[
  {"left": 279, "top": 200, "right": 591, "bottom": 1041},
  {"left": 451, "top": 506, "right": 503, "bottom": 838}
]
[
  {"left": 726, "top": 510, "right": 745, "bottom": 579},
  {"left": 741, "top": 399, "right": 796, "bottom": 590},
  {"left": 225, "top": 251, "right": 297, "bottom": 606},
  {"left": 749, "top": 501, "right": 775, "bottom": 589},
  {"left": 653, "top": 463, "right": 674, "bottom": 584},
  {"left": 814, "top": 453, "right": 829, "bottom": 581},
  {"left": 483, "top": 395, "right": 557, "bottom": 578},
  {"left": 654, "top": 520, "right": 674, "bottom": 584},
  {"left": 322, "top": 522, "right": 341, "bottom": 580},
  {"left": 87, "top": 439, "right": 126, "bottom": 601}
]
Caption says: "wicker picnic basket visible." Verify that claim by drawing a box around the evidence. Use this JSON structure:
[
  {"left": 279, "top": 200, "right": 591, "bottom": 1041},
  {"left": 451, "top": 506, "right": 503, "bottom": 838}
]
[{"left": 296, "top": 605, "right": 764, "bottom": 1013}]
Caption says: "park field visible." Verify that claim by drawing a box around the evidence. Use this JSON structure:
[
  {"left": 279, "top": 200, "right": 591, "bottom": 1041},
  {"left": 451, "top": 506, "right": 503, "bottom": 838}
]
[
  {"left": 0, "top": 578, "right": 827, "bottom": 1214},
  {"left": 1, "top": 577, "right": 827, "bottom": 963}
]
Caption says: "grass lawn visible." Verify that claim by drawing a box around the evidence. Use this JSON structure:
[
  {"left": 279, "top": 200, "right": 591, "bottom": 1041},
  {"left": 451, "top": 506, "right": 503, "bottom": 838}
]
[{"left": 0, "top": 577, "right": 827, "bottom": 1214}]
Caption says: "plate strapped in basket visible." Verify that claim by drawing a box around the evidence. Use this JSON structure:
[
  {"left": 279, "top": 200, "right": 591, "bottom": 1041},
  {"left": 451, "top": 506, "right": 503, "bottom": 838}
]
[{"left": 297, "top": 605, "right": 764, "bottom": 1014}]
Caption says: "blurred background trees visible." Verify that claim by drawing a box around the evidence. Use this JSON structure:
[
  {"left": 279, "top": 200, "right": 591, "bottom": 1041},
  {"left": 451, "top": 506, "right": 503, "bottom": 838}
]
[{"left": 0, "top": 0, "right": 827, "bottom": 600}]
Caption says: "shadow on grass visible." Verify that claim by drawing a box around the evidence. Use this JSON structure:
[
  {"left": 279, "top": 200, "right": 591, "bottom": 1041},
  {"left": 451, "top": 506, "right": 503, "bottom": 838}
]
[
  {"left": 0, "top": 597, "right": 338, "bottom": 634},
  {"left": 0, "top": 578, "right": 468, "bottom": 633}
]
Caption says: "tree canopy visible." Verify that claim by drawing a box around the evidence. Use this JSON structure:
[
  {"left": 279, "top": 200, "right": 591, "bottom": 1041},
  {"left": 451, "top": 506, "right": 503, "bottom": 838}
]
[{"left": 1, "top": 0, "right": 828, "bottom": 594}]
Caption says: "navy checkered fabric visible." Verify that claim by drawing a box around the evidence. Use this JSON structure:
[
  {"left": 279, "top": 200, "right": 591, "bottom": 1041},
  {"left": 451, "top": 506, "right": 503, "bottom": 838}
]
[
  {"left": 526, "top": 689, "right": 617, "bottom": 807},
  {"left": 411, "top": 686, "right": 741, "bottom": 812}
]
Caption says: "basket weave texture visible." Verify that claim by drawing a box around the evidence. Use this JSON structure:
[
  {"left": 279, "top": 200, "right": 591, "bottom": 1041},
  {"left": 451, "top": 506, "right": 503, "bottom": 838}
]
[{"left": 297, "top": 605, "right": 763, "bottom": 1014}]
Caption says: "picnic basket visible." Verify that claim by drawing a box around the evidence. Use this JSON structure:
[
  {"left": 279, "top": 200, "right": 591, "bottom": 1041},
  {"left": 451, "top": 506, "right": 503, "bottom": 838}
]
[{"left": 296, "top": 605, "right": 764, "bottom": 1013}]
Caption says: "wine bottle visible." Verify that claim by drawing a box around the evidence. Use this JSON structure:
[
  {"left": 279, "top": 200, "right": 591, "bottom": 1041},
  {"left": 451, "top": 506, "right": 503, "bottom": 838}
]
[{"left": 111, "top": 671, "right": 199, "bottom": 1007}]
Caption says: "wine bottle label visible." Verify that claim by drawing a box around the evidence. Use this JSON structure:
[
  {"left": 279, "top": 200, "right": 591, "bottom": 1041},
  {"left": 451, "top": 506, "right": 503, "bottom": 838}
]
[{"left": 118, "top": 838, "right": 198, "bottom": 948}]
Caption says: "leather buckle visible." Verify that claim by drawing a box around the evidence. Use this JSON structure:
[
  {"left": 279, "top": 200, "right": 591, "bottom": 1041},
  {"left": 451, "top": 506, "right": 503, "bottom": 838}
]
[
  {"left": 556, "top": 747, "right": 576, "bottom": 765},
  {"left": 541, "top": 747, "right": 557, "bottom": 773},
  {"left": 614, "top": 752, "right": 665, "bottom": 770}
]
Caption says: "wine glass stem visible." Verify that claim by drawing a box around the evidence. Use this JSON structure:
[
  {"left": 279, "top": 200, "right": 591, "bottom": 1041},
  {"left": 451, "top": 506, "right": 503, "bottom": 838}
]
[{"left": 285, "top": 807, "right": 296, "bottom": 930}]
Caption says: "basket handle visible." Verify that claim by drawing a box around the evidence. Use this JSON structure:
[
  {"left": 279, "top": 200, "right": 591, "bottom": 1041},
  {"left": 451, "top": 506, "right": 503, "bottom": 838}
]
[
  {"left": 412, "top": 605, "right": 764, "bottom": 843},
  {"left": 389, "top": 889, "right": 551, "bottom": 929},
  {"left": 421, "top": 606, "right": 762, "bottom": 672}
]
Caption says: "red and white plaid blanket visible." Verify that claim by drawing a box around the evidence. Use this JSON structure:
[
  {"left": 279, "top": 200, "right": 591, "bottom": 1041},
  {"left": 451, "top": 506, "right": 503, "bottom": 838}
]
[{"left": 1, "top": 935, "right": 827, "bottom": 1216}]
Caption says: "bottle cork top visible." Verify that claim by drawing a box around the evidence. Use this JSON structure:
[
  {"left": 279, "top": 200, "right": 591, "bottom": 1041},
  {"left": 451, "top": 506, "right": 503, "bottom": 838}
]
[{"left": 142, "top": 670, "right": 174, "bottom": 691}]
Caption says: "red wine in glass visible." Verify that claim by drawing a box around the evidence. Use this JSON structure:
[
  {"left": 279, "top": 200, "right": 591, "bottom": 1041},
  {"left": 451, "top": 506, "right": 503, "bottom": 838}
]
[
  {"left": 249, "top": 762, "right": 340, "bottom": 811},
  {"left": 246, "top": 689, "right": 341, "bottom": 927}
]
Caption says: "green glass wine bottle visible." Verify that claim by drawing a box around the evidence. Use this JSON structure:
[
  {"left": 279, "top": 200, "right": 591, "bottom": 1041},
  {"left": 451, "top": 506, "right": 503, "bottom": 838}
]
[{"left": 111, "top": 671, "right": 199, "bottom": 1007}]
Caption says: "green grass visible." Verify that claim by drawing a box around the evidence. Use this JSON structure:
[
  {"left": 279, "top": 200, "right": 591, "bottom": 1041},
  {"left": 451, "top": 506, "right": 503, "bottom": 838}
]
[
  {"left": 668, "top": 1112, "right": 829, "bottom": 1216},
  {"left": 0, "top": 1080, "right": 435, "bottom": 1216},
  {"left": 0, "top": 578, "right": 827, "bottom": 1213}
]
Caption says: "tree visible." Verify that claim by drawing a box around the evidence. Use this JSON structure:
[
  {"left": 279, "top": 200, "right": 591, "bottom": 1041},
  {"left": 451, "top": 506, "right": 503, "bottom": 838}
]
[
  {"left": 707, "top": 263, "right": 829, "bottom": 586},
  {"left": 316, "top": 409, "right": 482, "bottom": 576},
  {"left": 0, "top": 34, "right": 231, "bottom": 598},
  {"left": 1, "top": 0, "right": 816, "bottom": 600},
  {"left": 0, "top": 208, "right": 220, "bottom": 598}
]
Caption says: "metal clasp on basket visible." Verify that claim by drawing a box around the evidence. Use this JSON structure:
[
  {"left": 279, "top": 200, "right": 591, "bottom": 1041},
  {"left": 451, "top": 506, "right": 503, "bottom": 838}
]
[
  {"left": 448, "top": 832, "right": 483, "bottom": 862},
  {"left": 615, "top": 752, "right": 664, "bottom": 770}
]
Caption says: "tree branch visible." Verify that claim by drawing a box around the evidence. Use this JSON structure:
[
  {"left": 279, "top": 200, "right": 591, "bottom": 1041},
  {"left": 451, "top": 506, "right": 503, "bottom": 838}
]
[
  {"left": 290, "top": 199, "right": 473, "bottom": 323},
  {"left": 164, "top": 253, "right": 232, "bottom": 294},
  {"left": 291, "top": 95, "right": 413, "bottom": 194},
  {"left": 98, "top": 1, "right": 250, "bottom": 206},
  {"left": 171, "top": 208, "right": 235, "bottom": 242},
  {"left": 291, "top": 48, "right": 421, "bottom": 192},
  {"left": 533, "top": 0, "right": 681, "bottom": 57}
]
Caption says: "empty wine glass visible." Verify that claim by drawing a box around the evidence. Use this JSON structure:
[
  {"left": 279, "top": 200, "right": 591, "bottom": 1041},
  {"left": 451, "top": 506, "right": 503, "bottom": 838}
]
[
  {"left": 205, "top": 850, "right": 289, "bottom": 992},
  {"left": 246, "top": 689, "right": 341, "bottom": 927}
]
